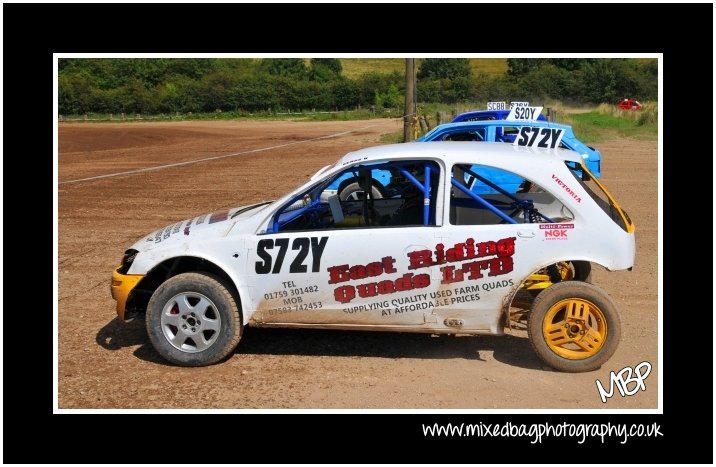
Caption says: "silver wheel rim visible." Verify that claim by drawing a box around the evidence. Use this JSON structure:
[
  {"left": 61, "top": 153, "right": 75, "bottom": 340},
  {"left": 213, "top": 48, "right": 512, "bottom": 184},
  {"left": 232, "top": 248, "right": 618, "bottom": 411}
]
[{"left": 160, "top": 292, "right": 221, "bottom": 353}]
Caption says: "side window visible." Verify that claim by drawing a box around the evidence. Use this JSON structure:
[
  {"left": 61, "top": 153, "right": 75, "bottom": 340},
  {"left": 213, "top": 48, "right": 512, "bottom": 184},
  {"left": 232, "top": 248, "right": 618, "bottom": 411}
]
[
  {"left": 270, "top": 160, "right": 441, "bottom": 233},
  {"left": 444, "top": 132, "right": 477, "bottom": 141},
  {"left": 500, "top": 126, "right": 519, "bottom": 143},
  {"left": 449, "top": 164, "right": 574, "bottom": 226}
]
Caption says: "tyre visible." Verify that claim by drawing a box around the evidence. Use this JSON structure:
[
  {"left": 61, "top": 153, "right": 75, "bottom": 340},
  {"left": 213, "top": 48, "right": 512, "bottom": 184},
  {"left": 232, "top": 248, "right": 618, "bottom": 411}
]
[
  {"left": 338, "top": 179, "right": 384, "bottom": 201},
  {"left": 527, "top": 281, "right": 620, "bottom": 372},
  {"left": 146, "top": 272, "right": 242, "bottom": 366}
]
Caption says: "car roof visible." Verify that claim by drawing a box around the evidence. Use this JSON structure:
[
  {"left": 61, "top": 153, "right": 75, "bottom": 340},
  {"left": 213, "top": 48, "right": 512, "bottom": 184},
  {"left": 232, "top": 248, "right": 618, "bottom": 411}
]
[
  {"left": 418, "top": 120, "right": 577, "bottom": 142},
  {"left": 429, "top": 120, "right": 573, "bottom": 132},
  {"left": 337, "top": 141, "right": 583, "bottom": 167},
  {"left": 452, "top": 109, "right": 547, "bottom": 122}
]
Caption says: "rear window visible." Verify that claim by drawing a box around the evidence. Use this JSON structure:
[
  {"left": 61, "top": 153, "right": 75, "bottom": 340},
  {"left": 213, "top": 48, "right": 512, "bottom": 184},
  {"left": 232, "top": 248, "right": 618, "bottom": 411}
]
[{"left": 565, "top": 162, "right": 632, "bottom": 232}]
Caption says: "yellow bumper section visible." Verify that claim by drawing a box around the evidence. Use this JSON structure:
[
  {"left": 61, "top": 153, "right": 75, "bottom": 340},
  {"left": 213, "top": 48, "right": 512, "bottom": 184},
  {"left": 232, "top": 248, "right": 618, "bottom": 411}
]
[{"left": 111, "top": 267, "right": 144, "bottom": 320}]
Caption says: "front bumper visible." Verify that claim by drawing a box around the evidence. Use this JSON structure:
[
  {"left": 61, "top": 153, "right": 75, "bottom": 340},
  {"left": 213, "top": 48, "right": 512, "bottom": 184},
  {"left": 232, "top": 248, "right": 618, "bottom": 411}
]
[{"left": 110, "top": 267, "right": 144, "bottom": 320}]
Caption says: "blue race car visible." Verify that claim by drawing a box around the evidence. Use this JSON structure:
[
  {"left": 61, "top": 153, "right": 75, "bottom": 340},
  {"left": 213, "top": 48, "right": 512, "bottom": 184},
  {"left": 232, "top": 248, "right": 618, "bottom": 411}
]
[
  {"left": 418, "top": 120, "right": 601, "bottom": 177},
  {"left": 452, "top": 109, "right": 548, "bottom": 122},
  {"left": 326, "top": 117, "right": 600, "bottom": 200}
]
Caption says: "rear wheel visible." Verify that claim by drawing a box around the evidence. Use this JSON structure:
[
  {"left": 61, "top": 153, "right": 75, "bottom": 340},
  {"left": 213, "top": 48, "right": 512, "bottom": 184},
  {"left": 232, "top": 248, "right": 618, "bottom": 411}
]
[
  {"left": 528, "top": 281, "right": 620, "bottom": 372},
  {"left": 146, "top": 272, "right": 242, "bottom": 367}
]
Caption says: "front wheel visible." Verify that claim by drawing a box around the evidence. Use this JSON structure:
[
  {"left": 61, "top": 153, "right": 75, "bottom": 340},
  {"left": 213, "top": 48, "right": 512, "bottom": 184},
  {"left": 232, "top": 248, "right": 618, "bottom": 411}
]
[
  {"left": 528, "top": 281, "right": 620, "bottom": 372},
  {"left": 146, "top": 272, "right": 242, "bottom": 366}
]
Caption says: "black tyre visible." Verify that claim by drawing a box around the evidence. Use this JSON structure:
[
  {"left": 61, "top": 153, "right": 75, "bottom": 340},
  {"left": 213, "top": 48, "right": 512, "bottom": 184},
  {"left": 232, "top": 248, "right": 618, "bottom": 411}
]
[
  {"left": 528, "top": 281, "right": 620, "bottom": 372},
  {"left": 146, "top": 272, "right": 242, "bottom": 366},
  {"left": 570, "top": 260, "right": 592, "bottom": 282},
  {"left": 338, "top": 179, "right": 384, "bottom": 201}
]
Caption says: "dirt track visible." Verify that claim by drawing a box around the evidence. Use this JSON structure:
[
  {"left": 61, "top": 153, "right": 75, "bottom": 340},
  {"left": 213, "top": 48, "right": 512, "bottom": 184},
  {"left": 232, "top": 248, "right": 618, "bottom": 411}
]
[{"left": 57, "top": 119, "right": 658, "bottom": 409}]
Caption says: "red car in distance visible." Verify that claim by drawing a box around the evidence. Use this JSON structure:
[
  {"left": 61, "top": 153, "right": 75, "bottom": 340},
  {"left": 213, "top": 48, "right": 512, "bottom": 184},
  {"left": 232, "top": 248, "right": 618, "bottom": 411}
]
[{"left": 618, "top": 98, "right": 642, "bottom": 110}]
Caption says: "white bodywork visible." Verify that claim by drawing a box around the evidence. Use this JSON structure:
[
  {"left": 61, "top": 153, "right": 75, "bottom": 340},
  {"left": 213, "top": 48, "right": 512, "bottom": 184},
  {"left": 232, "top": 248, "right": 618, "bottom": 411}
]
[{"left": 124, "top": 142, "right": 635, "bottom": 334}]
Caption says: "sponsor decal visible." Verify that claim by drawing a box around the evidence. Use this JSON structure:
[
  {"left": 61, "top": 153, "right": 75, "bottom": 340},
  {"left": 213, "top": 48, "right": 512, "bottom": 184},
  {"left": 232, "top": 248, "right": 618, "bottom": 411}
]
[
  {"left": 326, "top": 236, "right": 516, "bottom": 304},
  {"left": 551, "top": 174, "right": 582, "bottom": 203},
  {"left": 540, "top": 223, "right": 573, "bottom": 240}
]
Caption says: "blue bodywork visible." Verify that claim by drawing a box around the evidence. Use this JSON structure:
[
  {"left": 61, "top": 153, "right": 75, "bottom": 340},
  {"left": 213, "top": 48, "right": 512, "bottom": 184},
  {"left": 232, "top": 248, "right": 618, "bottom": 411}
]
[
  {"left": 452, "top": 109, "right": 548, "bottom": 122},
  {"left": 417, "top": 120, "right": 601, "bottom": 177},
  {"left": 326, "top": 117, "right": 600, "bottom": 197}
]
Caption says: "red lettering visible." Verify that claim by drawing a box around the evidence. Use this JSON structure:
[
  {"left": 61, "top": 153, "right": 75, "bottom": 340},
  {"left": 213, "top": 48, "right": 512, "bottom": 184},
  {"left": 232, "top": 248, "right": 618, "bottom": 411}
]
[
  {"left": 334, "top": 285, "right": 355, "bottom": 303},
  {"left": 407, "top": 249, "right": 433, "bottom": 270},
  {"left": 445, "top": 243, "right": 465, "bottom": 262},
  {"left": 381, "top": 256, "right": 397, "bottom": 274},
  {"left": 349, "top": 264, "right": 367, "bottom": 280},
  {"left": 440, "top": 265, "right": 464, "bottom": 284},
  {"left": 327, "top": 264, "right": 350, "bottom": 284},
  {"left": 356, "top": 282, "right": 378, "bottom": 298},
  {"left": 365, "top": 261, "right": 383, "bottom": 277},
  {"left": 496, "top": 237, "right": 516, "bottom": 256},
  {"left": 462, "top": 259, "right": 490, "bottom": 280},
  {"left": 395, "top": 273, "right": 416, "bottom": 291},
  {"left": 332, "top": 273, "right": 431, "bottom": 304},
  {"left": 413, "top": 273, "right": 430, "bottom": 289},
  {"left": 435, "top": 243, "right": 445, "bottom": 264},
  {"left": 465, "top": 238, "right": 476, "bottom": 259},
  {"left": 376, "top": 280, "right": 396, "bottom": 294},
  {"left": 477, "top": 241, "right": 496, "bottom": 257},
  {"left": 487, "top": 257, "right": 513, "bottom": 276},
  {"left": 328, "top": 255, "right": 398, "bottom": 284}
]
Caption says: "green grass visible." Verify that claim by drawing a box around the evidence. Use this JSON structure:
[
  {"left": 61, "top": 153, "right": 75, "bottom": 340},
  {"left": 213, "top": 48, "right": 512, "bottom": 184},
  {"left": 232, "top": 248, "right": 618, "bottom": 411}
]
[
  {"left": 559, "top": 103, "right": 658, "bottom": 142},
  {"left": 340, "top": 59, "right": 405, "bottom": 78},
  {"left": 379, "top": 131, "right": 405, "bottom": 144},
  {"left": 340, "top": 58, "right": 508, "bottom": 79}
]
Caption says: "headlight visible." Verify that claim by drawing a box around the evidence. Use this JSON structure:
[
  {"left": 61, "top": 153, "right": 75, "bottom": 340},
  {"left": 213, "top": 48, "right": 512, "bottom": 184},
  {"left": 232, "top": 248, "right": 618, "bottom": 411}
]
[{"left": 118, "top": 249, "right": 138, "bottom": 274}]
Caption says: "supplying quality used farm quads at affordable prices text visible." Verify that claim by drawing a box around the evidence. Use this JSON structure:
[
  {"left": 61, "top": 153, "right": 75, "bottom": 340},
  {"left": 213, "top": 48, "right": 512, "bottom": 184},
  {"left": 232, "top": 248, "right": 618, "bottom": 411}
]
[{"left": 111, "top": 141, "right": 635, "bottom": 372}]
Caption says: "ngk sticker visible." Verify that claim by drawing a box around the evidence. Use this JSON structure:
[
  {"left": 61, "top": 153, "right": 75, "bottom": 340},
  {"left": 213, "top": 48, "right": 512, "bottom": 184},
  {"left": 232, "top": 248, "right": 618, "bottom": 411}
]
[{"left": 540, "top": 223, "right": 573, "bottom": 240}]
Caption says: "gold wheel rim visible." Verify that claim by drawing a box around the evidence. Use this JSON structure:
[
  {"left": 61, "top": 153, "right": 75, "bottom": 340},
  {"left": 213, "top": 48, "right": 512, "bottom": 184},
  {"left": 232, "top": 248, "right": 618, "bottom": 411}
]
[{"left": 542, "top": 298, "right": 607, "bottom": 359}]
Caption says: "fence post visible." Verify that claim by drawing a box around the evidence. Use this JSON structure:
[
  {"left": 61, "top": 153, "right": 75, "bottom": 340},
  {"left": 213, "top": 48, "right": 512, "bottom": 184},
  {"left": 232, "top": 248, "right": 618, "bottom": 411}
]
[{"left": 419, "top": 115, "right": 429, "bottom": 132}]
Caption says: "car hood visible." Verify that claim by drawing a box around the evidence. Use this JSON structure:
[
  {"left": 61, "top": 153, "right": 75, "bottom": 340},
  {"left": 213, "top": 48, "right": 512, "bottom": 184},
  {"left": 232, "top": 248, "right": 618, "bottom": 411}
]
[{"left": 130, "top": 201, "right": 272, "bottom": 253}]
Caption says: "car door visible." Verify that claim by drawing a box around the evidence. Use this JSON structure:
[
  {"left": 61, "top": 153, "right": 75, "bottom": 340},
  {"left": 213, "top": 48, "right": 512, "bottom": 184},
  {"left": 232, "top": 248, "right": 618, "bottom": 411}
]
[{"left": 247, "top": 158, "right": 446, "bottom": 328}]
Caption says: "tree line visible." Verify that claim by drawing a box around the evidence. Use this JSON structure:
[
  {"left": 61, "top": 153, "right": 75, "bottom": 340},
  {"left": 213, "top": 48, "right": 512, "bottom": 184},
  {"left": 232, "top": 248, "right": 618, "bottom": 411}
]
[{"left": 58, "top": 58, "right": 657, "bottom": 115}]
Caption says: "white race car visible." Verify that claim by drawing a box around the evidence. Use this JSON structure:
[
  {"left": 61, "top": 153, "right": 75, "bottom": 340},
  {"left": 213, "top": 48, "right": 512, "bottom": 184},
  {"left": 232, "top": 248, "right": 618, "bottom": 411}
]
[{"left": 111, "top": 142, "right": 635, "bottom": 372}]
